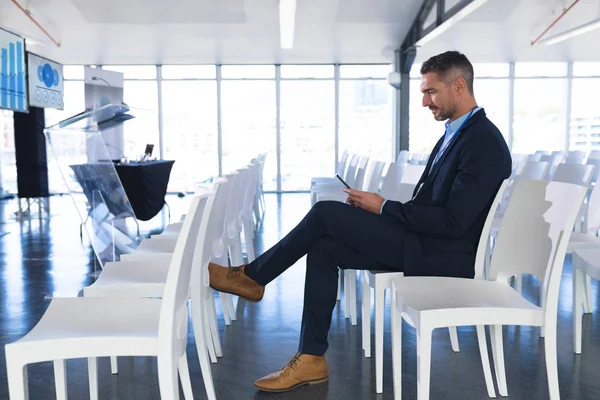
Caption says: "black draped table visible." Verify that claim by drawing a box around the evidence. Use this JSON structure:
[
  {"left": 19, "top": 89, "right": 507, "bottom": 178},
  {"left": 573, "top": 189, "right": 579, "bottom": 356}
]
[{"left": 114, "top": 160, "right": 175, "bottom": 221}]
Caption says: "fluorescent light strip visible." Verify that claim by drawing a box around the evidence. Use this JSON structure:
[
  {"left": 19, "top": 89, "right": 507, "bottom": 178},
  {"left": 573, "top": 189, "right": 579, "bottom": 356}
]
[
  {"left": 415, "top": 0, "right": 490, "bottom": 47},
  {"left": 279, "top": 0, "right": 297, "bottom": 49},
  {"left": 538, "top": 18, "right": 600, "bottom": 45}
]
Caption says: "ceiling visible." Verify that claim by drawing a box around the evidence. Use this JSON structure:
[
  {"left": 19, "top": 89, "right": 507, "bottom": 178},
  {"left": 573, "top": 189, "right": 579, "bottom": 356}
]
[
  {"left": 1, "top": 0, "right": 600, "bottom": 65},
  {"left": 0, "top": 0, "right": 422, "bottom": 65},
  {"left": 416, "top": 0, "right": 600, "bottom": 62}
]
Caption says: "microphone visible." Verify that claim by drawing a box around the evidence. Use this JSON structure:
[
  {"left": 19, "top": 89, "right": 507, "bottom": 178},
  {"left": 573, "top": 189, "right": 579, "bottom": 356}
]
[{"left": 91, "top": 76, "right": 129, "bottom": 108}]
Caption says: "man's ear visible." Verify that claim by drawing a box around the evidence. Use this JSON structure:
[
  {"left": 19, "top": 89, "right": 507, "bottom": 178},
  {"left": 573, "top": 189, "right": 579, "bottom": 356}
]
[{"left": 454, "top": 77, "right": 467, "bottom": 94}]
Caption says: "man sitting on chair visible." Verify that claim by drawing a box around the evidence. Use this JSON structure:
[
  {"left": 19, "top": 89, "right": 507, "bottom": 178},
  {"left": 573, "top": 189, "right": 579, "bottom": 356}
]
[{"left": 209, "top": 51, "right": 512, "bottom": 392}]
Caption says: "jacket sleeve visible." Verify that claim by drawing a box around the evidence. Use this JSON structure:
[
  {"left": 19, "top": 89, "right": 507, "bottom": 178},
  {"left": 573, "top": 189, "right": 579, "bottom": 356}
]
[{"left": 381, "top": 133, "right": 508, "bottom": 238}]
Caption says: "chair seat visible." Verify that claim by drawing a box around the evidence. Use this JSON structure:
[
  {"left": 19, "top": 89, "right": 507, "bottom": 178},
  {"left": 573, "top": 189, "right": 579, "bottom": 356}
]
[
  {"left": 392, "top": 277, "right": 543, "bottom": 328},
  {"left": 84, "top": 260, "right": 169, "bottom": 297},
  {"left": 365, "top": 270, "right": 404, "bottom": 289},
  {"left": 135, "top": 237, "right": 178, "bottom": 253},
  {"left": 7, "top": 298, "right": 162, "bottom": 362},
  {"left": 573, "top": 248, "right": 600, "bottom": 281}
]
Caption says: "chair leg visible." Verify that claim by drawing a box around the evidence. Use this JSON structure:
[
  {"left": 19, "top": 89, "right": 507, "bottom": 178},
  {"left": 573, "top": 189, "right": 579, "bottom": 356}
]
[
  {"left": 337, "top": 270, "right": 342, "bottom": 301},
  {"left": 544, "top": 323, "right": 561, "bottom": 400},
  {"left": 192, "top": 291, "right": 218, "bottom": 369},
  {"left": 344, "top": 270, "right": 350, "bottom": 320},
  {"left": 110, "top": 356, "right": 118, "bottom": 374},
  {"left": 584, "top": 275, "right": 594, "bottom": 314},
  {"left": 573, "top": 266, "right": 585, "bottom": 354},
  {"left": 157, "top": 353, "right": 179, "bottom": 400},
  {"left": 178, "top": 354, "right": 195, "bottom": 400},
  {"left": 375, "top": 284, "right": 385, "bottom": 394},
  {"left": 219, "top": 292, "right": 231, "bottom": 326},
  {"left": 490, "top": 325, "right": 508, "bottom": 397},
  {"left": 350, "top": 270, "right": 357, "bottom": 326},
  {"left": 6, "top": 360, "right": 29, "bottom": 400},
  {"left": 476, "top": 325, "right": 496, "bottom": 398},
  {"left": 391, "top": 299, "right": 402, "bottom": 400},
  {"left": 449, "top": 326, "right": 460, "bottom": 352},
  {"left": 53, "top": 360, "right": 68, "bottom": 400},
  {"left": 417, "top": 328, "right": 433, "bottom": 400},
  {"left": 87, "top": 357, "right": 98, "bottom": 400},
  {"left": 362, "top": 273, "right": 371, "bottom": 358},
  {"left": 207, "top": 292, "right": 223, "bottom": 359},
  {"left": 225, "top": 293, "right": 237, "bottom": 321}
]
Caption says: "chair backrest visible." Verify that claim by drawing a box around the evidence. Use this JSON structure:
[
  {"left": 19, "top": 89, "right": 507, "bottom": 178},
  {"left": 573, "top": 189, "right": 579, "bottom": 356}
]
[
  {"left": 158, "top": 185, "right": 217, "bottom": 361},
  {"left": 489, "top": 180, "right": 586, "bottom": 313},
  {"left": 212, "top": 174, "right": 236, "bottom": 262},
  {"left": 551, "top": 163, "right": 595, "bottom": 188},
  {"left": 517, "top": 161, "right": 549, "bottom": 180},
  {"left": 473, "top": 180, "right": 509, "bottom": 279},
  {"left": 585, "top": 182, "right": 600, "bottom": 233},
  {"left": 380, "top": 162, "right": 404, "bottom": 198},
  {"left": 351, "top": 156, "right": 369, "bottom": 188},
  {"left": 396, "top": 150, "right": 409, "bottom": 164},
  {"left": 343, "top": 155, "right": 360, "bottom": 182},
  {"left": 225, "top": 168, "right": 248, "bottom": 238},
  {"left": 419, "top": 153, "right": 430, "bottom": 165},
  {"left": 565, "top": 150, "right": 586, "bottom": 164},
  {"left": 243, "top": 162, "right": 261, "bottom": 215},
  {"left": 586, "top": 158, "right": 600, "bottom": 183},
  {"left": 401, "top": 164, "right": 426, "bottom": 184},
  {"left": 589, "top": 150, "right": 600, "bottom": 161},
  {"left": 409, "top": 153, "right": 421, "bottom": 165},
  {"left": 336, "top": 151, "right": 350, "bottom": 177},
  {"left": 527, "top": 153, "right": 542, "bottom": 162},
  {"left": 363, "top": 160, "right": 386, "bottom": 192}
]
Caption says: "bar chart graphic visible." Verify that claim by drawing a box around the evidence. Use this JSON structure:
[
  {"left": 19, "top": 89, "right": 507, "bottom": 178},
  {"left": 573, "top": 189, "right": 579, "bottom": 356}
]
[{"left": 0, "top": 28, "right": 27, "bottom": 112}]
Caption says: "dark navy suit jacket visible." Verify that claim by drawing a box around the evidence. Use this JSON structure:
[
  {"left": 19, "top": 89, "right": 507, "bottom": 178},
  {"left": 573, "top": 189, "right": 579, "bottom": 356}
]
[{"left": 382, "top": 109, "right": 512, "bottom": 278}]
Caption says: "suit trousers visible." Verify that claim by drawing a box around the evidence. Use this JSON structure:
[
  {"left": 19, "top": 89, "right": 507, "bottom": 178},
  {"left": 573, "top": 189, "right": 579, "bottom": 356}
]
[{"left": 245, "top": 200, "right": 406, "bottom": 356}]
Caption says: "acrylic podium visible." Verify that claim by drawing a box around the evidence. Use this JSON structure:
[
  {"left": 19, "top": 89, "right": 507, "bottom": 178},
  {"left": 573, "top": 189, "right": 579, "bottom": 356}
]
[{"left": 45, "top": 104, "right": 143, "bottom": 277}]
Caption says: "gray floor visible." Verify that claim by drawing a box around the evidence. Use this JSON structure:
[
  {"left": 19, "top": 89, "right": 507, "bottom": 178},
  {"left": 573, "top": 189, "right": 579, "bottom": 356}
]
[{"left": 0, "top": 193, "right": 599, "bottom": 399}]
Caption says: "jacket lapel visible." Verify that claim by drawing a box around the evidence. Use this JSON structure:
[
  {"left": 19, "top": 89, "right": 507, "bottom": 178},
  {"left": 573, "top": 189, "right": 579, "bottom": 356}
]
[
  {"left": 413, "top": 109, "right": 485, "bottom": 199},
  {"left": 412, "top": 135, "right": 444, "bottom": 198}
]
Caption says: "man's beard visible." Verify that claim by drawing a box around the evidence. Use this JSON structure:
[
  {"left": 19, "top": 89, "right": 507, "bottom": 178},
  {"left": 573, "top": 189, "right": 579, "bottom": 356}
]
[{"left": 432, "top": 104, "right": 457, "bottom": 121}]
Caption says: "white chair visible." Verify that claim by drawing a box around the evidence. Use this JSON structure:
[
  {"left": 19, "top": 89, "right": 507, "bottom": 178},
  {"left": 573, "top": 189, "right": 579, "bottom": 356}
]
[
  {"left": 589, "top": 150, "right": 600, "bottom": 160},
  {"left": 5, "top": 188, "right": 219, "bottom": 400},
  {"left": 253, "top": 153, "right": 268, "bottom": 225},
  {"left": 572, "top": 248, "right": 600, "bottom": 354},
  {"left": 362, "top": 180, "right": 508, "bottom": 394},
  {"left": 311, "top": 151, "right": 349, "bottom": 187},
  {"left": 396, "top": 150, "right": 409, "bottom": 164},
  {"left": 399, "top": 164, "right": 426, "bottom": 185},
  {"left": 540, "top": 153, "right": 564, "bottom": 180},
  {"left": 565, "top": 150, "right": 586, "bottom": 164},
  {"left": 390, "top": 180, "right": 587, "bottom": 400},
  {"left": 311, "top": 155, "right": 360, "bottom": 204},
  {"left": 586, "top": 157, "right": 600, "bottom": 183}
]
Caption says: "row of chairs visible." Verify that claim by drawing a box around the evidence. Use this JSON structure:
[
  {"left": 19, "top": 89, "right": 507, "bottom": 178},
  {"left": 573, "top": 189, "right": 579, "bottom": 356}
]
[
  {"left": 5, "top": 154, "right": 268, "bottom": 399},
  {"left": 311, "top": 150, "right": 599, "bottom": 398}
]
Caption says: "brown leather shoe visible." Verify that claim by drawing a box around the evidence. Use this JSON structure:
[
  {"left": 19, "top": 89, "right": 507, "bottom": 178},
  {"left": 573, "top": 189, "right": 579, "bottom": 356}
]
[
  {"left": 254, "top": 353, "right": 328, "bottom": 392},
  {"left": 208, "top": 263, "right": 265, "bottom": 302}
]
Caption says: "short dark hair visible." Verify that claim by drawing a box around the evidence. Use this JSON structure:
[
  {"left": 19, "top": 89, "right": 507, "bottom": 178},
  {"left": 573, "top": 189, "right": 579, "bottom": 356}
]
[{"left": 420, "top": 51, "right": 474, "bottom": 95}]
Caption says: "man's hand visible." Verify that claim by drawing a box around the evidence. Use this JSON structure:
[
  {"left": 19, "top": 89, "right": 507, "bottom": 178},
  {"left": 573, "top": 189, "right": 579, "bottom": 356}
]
[{"left": 343, "top": 189, "right": 385, "bottom": 214}]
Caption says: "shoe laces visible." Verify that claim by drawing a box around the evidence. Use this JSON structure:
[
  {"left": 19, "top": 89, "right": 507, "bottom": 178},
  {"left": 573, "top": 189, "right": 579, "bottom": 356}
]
[
  {"left": 284, "top": 353, "right": 302, "bottom": 371},
  {"left": 227, "top": 266, "right": 244, "bottom": 278}
]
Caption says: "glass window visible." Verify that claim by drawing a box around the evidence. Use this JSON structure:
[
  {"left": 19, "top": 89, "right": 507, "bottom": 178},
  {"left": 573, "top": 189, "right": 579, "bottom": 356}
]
[
  {"left": 161, "top": 65, "right": 216, "bottom": 79},
  {"left": 280, "top": 81, "right": 335, "bottom": 190},
  {"left": 515, "top": 62, "right": 567, "bottom": 78},
  {"left": 121, "top": 81, "right": 159, "bottom": 158},
  {"left": 474, "top": 63, "right": 510, "bottom": 78},
  {"left": 512, "top": 78, "right": 567, "bottom": 153},
  {"left": 102, "top": 65, "right": 157, "bottom": 79},
  {"left": 162, "top": 81, "right": 218, "bottom": 192},
  {"left": 573, "top": 62, "right": 600, "bottom": 77},
  {"left": 280, "top": 65, "right": 334, "bottom": 79},
  {"left": 570, "top": 78, "right": 600, "bottom": 151},
  {"left": 221, "top": 80, "right": 277, "bottom": 191},
  {"left": 410, "top": 63, "right": 422, "bottom": 79},
  {"left": 474, "top": 79, "right": 510, "bottom": 141},
  {"left": 339, "top": 80, "right": 393, "bottom": 162},
  {"left": 409, "top": 79, "right": 445, "bottom": 154},
  {"left": 340, "top": 64, "right": 392, "bottom": 79},
  {"left": 63, "top": 65, "right": 84, "bottom": 80},
  {"left": 221, "top": 65, "right": 275, "bottom": 79}
]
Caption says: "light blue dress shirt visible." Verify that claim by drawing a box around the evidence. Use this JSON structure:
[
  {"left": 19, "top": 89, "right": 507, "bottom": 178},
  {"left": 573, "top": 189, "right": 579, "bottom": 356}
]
[{"left": 379, "top": 107, "right": 482, "bottom": 215}]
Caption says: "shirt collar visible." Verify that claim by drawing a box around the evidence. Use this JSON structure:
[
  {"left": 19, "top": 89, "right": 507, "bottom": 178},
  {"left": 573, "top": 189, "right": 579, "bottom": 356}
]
[{"left": 445, "top": 106, "right": 482, "bottom": 135}]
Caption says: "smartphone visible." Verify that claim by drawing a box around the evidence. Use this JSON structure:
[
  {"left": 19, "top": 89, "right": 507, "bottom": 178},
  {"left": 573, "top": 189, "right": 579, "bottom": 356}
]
[{"left": 336, "top": 174, "right": 351, "bottom": 189}]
